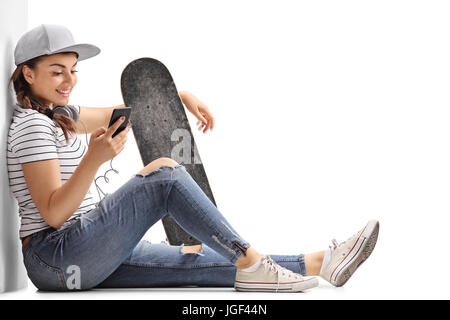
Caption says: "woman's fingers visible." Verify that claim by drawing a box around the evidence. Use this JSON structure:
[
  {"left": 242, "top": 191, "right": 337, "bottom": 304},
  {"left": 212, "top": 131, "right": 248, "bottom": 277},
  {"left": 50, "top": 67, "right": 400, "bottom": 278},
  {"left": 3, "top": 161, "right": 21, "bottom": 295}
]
[
  {"left": 204, "top": 113, "right": 214, "bottom": 133},
  {"left": 197, "top": 112, "right": 207, "bottom": 124},
  {"left": 196, "top": 120, "right": 206, "bottom": 131},
  {"left": 203, "top": 119, "right": 210, "bottom": 133},
  {"left": 196, "top": 116, "right": 214, "bottom": 133}
]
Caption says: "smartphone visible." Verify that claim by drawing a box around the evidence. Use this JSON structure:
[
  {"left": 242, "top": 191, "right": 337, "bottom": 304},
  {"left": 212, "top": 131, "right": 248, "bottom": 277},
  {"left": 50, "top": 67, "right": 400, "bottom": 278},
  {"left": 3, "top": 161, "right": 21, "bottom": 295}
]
[{"left": 108, "top": 107, "right": 132, "bottom": 138}]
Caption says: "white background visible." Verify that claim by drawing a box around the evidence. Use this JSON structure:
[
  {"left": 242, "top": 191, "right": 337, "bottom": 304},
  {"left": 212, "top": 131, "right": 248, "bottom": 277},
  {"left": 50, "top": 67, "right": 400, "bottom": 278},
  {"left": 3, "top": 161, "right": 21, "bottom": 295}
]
[{"left": 6, "top": 0, "right": 450, "bottom": 299}]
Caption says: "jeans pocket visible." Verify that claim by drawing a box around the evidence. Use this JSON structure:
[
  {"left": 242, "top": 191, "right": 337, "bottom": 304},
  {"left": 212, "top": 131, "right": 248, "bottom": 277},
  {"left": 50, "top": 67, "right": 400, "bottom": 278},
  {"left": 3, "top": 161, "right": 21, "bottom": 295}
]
[{"left": 24, "top": 251, "right": 66, "bottom": 291}]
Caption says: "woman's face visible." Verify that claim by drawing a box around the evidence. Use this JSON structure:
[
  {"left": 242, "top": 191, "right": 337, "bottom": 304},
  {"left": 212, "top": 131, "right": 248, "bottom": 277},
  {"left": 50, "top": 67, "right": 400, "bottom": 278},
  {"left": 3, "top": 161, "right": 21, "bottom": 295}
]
[{"left": 22, "top": 52, "right": 78, "bottom": 108}]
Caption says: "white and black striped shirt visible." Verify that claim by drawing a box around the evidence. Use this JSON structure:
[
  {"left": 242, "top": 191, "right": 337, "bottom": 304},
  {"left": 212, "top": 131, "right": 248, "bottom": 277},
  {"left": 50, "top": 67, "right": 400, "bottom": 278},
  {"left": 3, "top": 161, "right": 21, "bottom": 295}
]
[{"left": 7, "top": 103, "right": 97, "bottom": 239}]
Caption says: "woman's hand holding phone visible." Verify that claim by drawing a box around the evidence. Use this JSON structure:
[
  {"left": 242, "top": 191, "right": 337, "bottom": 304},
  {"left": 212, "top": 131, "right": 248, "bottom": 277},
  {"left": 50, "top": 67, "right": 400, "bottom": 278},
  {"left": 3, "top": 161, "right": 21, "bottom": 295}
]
[{"left": 87, "top": 117, "right": 131, "bottom": 167}]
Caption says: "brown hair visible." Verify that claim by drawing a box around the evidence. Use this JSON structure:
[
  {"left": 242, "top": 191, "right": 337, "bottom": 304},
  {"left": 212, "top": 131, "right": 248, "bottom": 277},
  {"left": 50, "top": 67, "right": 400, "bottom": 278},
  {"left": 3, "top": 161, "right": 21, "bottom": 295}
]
[{"left": 8, "top": 54, "right": 78, "bottom": 144}]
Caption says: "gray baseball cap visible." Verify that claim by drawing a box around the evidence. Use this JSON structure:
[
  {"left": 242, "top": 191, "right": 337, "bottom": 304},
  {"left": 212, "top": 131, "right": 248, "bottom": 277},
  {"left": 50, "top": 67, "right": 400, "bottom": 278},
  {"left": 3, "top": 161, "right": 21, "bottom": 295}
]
[{"left": 14, "top": 24, "right": 100, "bottom": 66}]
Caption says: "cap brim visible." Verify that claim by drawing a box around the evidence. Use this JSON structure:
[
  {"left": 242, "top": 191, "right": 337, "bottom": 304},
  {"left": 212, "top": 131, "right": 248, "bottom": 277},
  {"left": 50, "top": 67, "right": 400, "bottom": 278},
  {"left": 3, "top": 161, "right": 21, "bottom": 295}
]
[{"left": 53, "top": 43, "right": 101, "bottom": 61}]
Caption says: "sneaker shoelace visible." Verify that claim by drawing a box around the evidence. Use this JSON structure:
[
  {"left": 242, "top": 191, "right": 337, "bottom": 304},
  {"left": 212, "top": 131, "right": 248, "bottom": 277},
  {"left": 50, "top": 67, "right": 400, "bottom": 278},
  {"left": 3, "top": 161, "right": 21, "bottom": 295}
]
[
  {"left": 261, "top": 255, "right": 302, "bottom": 292},
  {"left": 329, "top": 229, "right": 362, "bottom": 252}
]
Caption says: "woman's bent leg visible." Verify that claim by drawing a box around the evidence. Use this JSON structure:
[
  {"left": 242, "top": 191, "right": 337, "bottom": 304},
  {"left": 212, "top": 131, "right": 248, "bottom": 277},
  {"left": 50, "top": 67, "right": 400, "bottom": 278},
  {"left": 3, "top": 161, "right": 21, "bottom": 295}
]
[
  {"left": 95, "top": 241, "right": 306, "bottom": 288},
  {"left": 23, "top": 165, "right": 252, "bottom": 290}
]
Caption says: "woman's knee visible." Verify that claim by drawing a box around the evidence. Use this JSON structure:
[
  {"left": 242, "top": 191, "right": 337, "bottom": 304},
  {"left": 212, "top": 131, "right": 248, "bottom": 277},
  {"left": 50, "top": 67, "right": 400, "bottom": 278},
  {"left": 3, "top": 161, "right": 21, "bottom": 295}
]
[{"left": 137, "top": 157, "right": 179, "bottom": 176}]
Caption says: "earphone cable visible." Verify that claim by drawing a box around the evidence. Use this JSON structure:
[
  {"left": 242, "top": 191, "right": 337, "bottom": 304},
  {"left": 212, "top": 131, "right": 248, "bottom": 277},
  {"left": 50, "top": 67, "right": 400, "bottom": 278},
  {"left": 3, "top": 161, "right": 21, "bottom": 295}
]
[{"left": 79, "top": 119, "right": 119, "bottom": 207}]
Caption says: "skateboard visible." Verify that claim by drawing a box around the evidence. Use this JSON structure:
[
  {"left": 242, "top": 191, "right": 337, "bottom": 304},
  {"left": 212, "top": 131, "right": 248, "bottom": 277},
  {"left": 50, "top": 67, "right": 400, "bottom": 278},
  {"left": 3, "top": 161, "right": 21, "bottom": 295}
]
[{"left": 120, "top": 57, "right": 217, "bottom": 246}]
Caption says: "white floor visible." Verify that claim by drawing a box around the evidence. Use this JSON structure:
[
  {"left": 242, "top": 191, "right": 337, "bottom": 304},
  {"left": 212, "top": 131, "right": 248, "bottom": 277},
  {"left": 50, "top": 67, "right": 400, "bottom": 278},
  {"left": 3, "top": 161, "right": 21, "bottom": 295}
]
[
  {"left": 0, "top": 275, "right": 442, "bottom": 300},
  {"left": 0, "top": 280, "right": 359, "bottom": 300}
]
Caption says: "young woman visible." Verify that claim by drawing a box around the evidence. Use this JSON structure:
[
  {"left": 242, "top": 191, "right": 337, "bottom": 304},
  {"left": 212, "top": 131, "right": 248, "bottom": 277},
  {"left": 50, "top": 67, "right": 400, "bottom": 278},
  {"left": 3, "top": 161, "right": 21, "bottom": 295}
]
[{"left": 7, "top": 24, "right": 379, "bottom": 292}]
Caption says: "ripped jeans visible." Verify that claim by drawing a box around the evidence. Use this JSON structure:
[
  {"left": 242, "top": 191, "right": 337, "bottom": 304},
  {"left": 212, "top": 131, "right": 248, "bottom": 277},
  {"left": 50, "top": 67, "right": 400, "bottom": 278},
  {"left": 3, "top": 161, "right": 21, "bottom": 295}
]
[{"left": 22, "top": 165, "right": 306, "bottom": 291}]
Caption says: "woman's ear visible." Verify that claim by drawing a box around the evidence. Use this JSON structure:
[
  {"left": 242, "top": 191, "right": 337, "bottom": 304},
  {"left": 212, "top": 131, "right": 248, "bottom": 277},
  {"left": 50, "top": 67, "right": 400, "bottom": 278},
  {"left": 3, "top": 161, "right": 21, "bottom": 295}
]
[{"left": 22, "top": 65, "right": 34, "bottom": 85}]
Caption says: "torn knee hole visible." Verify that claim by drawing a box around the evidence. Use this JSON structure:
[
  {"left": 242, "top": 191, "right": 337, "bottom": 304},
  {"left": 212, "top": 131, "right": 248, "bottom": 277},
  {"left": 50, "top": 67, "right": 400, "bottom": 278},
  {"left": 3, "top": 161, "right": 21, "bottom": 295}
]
[{"left": 181, "top": 244, "right": 203, "bottom": 255}]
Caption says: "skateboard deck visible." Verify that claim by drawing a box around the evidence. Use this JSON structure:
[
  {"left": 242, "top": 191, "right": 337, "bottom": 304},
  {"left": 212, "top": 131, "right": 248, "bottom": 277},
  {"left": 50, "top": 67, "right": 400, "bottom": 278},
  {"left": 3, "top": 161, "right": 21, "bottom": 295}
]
[{"left": 120, "top": 57, "right": 217, "bottom": 246}]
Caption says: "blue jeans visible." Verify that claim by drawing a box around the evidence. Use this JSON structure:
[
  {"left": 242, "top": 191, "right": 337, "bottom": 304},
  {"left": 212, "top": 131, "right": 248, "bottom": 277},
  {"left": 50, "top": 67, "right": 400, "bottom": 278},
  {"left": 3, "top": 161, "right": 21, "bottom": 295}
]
[{"left": 22, "top": 165, "right": 306, "bottom": 291}]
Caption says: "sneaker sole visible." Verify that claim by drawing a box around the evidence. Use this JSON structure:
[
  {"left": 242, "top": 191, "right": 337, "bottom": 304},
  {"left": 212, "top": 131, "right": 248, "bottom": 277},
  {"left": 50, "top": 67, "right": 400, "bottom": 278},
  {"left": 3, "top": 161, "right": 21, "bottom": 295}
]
[
  {"left": 331, "top": 219, "right": 379, "bottom": 287},
  {"left": 234, "top": 277, "right": 319, "bottom": 293}
]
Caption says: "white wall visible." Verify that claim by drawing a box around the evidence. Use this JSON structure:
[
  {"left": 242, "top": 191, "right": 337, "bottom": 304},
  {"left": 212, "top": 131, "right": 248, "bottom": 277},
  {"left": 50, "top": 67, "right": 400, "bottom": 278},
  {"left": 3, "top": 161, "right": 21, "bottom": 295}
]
[
  {"left": 15, "top": 0, "right": 450, "bottom": 298},
  {"left": 0, "top": 0, "right": 28, "bottom": 293}
]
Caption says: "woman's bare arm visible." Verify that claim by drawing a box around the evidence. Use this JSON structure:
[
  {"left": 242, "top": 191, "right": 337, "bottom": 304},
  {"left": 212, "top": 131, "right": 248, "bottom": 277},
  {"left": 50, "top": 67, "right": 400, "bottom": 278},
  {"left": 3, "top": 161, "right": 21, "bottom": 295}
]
[
  {"left": 75, "top": 94, "right": 194, "bottom": 135},
  {"left": 75, "top": 105, "right": 119, "bottom": 135},
  {"left": 22, "top": 150, "right": 100, "bottom": 229}
]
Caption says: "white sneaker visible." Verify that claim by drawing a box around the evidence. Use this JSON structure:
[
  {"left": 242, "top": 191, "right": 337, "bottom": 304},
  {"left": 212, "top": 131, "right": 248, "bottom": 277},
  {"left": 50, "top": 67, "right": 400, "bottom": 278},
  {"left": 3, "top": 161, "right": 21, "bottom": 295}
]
[
  {"left": 320, "top": 219, "right": 379, "bottom": 287},
  {"left": 235, "top": 255, "right": 319, "bottom": 292}
]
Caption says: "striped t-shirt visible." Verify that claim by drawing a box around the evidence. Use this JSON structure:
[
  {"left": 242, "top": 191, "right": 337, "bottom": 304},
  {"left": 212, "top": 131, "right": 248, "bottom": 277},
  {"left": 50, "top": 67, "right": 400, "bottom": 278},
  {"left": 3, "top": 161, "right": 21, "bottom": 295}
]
[{"left": 7, "top": 103, "right": 97, "bottom": 239}]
